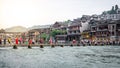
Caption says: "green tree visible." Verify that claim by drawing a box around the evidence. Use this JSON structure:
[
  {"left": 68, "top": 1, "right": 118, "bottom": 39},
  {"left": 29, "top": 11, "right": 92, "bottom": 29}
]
[
  {"left": 115, "top": 4, "right": 119, "bottom": 11},
  {"left": 112, "top": 6, "right": 114, "bottom": 11},
  {"left": 64, "top": 20, "right": 71, "bottom": 23},
  {"left": 111, "top": 6, "right": 116, "bottom": 14},
  {"left": 102, "top": 5, "right": 119, "bottom": 14},
  {"left": 107, "top": 6, "right": 116, "bottom": 14},
  {"left": 62, "top": 30, "right": 67, "bottom": 34},
  {"left": 50, "top": 29, "right": 67, "bottom": 37},
  {"left": 50, "top": 30, "right": 58, "bottom": 37},
  {"left": 40, "top": 33, "right": 49, "bottom": 41},
  {"left": 102, "top": 11, "right": 107, "bottom": 14}
]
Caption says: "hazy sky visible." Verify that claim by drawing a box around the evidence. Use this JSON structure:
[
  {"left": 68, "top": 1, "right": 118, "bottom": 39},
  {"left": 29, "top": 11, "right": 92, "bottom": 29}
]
[{"left": 0, "top": 0, "right": 120, "bottom": 29}]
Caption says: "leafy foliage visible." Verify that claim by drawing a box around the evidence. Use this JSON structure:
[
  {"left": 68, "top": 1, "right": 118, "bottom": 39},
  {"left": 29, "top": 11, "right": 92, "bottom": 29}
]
[
  {"left": 102, "top": 5, "right": 119, "bottom": 14},
  {"left": 115, "top": 4, "right": 119, "bottom": 11},
  {"left": 40, "top": 33, "right": 49, "bottom": 40},
  {"left": 50, "top": 30, "right": 67, "bottom": 37}
]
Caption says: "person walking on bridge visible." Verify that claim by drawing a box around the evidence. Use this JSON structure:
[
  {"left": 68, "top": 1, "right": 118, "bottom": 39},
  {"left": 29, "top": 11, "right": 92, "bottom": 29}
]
[
  {"left": 0, "top": 38, "right": 2, "bottom": 45},
  {"left": 19, "top": 37, "right": 22, "bottom": 44},
  {"left": 72, "top": 39, "right": 76, "bottom": 46},
  {"left": 8, "top": 37, "right": 11, "bottom": 45},
  {"left": 15, "top": 37, "right": 19, "bottom": 45},
  {"left": 4, "top": 38, "right": 6, "bottom": 45},
  {"left": 29, "top": 39, "right": 32, "bottom": 45}
]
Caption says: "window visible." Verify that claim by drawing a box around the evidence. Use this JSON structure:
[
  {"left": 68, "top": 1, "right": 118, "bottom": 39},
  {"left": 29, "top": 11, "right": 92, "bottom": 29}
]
[
  {"left": 112, "top": 32, "right": 114, "bottom": 35},
  {"left": 74, "top": 31, "right": 76, "bottom": 33},
  {"left": 112, "top": 25, "right": 114, "bottom": 29}
]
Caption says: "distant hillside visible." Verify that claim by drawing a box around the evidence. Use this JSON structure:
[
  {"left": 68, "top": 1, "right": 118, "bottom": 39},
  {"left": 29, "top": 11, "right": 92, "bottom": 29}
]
[{"left": 5, "top": 26, "right": 28, "bottom": 32}]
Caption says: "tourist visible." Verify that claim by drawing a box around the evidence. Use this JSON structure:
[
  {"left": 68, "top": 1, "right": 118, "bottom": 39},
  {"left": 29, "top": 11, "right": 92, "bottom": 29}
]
[
  {"left": 4, "top": 38, "right": 6, "bottom": 45},
  {"left": 8, "top": 37, "right": 11, "bottom": 45},
  {"left": 118, "top": 40, "right": 120, "bottom": 45},
  {"left": 29, "top": 39, "right": 32, "bottom": 45},
  {"left": 32, "top": 38, "right": 35, "bottom": 44},
  {"left": 25, "top": 38, "right": 28, "bottom": 45},
  {"left": 19, "top": 37, "right": 22, "bottom": 44},
  {"left": 72, "top": 39, "right": 76, "bottom": 45},
  {"left": 36, "top": 39, "right": 38, "bottom": 44},
  {"left": 40, "top": 38, "right": 44, "bottom": 44},
  {"left": 94, "top": 41, "right": 98, "bottom": 45},
  {"left": 49, "top": 37, "right": 53, "bottom": 45},
  {"left": 15, "top": 37, "right": 19, "bottom": 45},
  {"left": 0, "top": 38, "right": 2, "bottom": 45}
]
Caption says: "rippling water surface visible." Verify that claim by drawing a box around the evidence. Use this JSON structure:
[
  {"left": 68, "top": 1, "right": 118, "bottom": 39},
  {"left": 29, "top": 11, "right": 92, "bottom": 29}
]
[{"left": 0, "top": 46, "right": 120, "bottom": 68}]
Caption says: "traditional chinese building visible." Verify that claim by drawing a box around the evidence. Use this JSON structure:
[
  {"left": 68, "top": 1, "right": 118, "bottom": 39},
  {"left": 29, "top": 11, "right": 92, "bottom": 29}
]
[
  {"left": 28, "top": 25, "right": 51, "bottom": 42},
  {"left": 52, "top": 21, "right": 68, "bottom": 43},
  {"left": 67, "top": 19, "right": 82, "bottom": 41},
  {"left": 89, "top": 19, "right": 120, "bottom": 42}
]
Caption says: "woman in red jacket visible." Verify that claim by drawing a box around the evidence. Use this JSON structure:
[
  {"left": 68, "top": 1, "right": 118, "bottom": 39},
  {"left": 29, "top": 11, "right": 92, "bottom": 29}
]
[
  {"left": 15, "top": 38, "right": 19, "bottom": 45},
  {"left": 29, "top": 39, "right": 32, "bottom": 45}
]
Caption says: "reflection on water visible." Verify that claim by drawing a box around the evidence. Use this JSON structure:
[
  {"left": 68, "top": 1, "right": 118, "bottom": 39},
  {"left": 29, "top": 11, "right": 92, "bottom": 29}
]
[{"left": 0, "top": 46, "right": 120, "bottom": 68}]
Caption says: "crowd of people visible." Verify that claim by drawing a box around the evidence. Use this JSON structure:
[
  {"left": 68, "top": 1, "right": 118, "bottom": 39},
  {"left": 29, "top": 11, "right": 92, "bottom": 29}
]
[
  {"left": 69, "top": 39, "right": 120, "bottom": 46},
  {"left": 0, "top": 37, "right": 54, "bottom": 46},
  {"left": 80, "top": 39, "right": 120, "bottom": 45},
  {"left": 0, "top": 37, "right": 120, "bottom": 46}
]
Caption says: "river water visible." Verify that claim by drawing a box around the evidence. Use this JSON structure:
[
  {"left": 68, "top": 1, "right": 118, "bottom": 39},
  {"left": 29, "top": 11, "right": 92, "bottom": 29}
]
[{"left": 0, "top": 46, "right": 120, "bottom": 68}]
